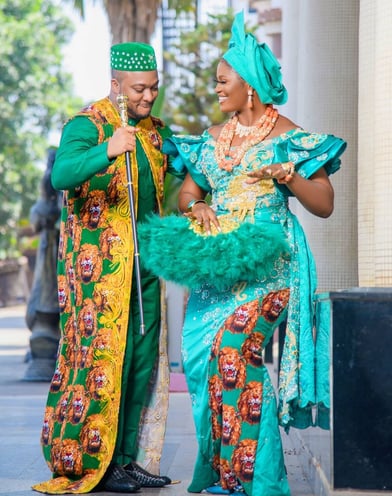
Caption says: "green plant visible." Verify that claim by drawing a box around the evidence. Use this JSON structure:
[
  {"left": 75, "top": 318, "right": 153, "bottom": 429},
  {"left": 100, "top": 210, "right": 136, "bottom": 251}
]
[{"left": 0, "top": 0, "right": 82, "bottom": 259}]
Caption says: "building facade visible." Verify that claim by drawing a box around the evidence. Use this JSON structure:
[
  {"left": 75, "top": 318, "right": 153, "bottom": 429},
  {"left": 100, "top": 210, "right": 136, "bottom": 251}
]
[{"left": 253, "top": 0, "right": 391, "bottom": 291}]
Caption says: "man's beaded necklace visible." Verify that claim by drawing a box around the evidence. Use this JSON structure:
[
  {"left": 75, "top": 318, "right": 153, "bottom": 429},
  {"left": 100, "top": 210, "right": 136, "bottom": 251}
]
[{"left": 214, "top": 105, "right": 279, "bottom": 172}]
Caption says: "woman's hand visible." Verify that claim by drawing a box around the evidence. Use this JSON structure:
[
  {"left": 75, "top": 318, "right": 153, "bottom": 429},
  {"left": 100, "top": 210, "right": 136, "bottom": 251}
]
[
  {"left": 246, "top": 162, "right": 334, "bottom": 218},
  {"left": 246, "top": 162, "right": 292, "bottom": 184},
  {"left": 184, "top": 202, "right": 221, "bottom": 235},
  {"left": 178, "top": 173, "right": 221, "bottom": 235}
]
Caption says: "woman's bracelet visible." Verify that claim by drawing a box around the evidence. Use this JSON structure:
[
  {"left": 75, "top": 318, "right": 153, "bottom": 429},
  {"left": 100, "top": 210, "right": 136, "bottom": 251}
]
[
  {"left": 187, "top": 199, "right": 207, "bottom": 211},
  {"left": 277, "top": 161, "right": 295, "bottom": 184}
]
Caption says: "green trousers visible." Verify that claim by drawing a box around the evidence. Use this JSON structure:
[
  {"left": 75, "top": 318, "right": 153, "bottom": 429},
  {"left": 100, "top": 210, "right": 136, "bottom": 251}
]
[{"left": 112, "top": 272, "right": 160, "bottom": 464}]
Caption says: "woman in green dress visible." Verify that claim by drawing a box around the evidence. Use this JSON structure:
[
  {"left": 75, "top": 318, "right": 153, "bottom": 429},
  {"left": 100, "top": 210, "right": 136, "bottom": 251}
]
[{"left": 139, "top": 11, "right": 346, "bottom": 496}]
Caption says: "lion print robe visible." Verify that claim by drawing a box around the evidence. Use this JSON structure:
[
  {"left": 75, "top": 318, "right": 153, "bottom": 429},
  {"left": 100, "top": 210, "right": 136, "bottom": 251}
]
[{"left": 33, "top": 97, "right": 173, "bottom": 494}]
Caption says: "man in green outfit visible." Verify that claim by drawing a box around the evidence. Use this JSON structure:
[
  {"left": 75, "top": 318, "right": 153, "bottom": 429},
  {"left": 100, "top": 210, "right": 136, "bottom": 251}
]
[{"left": 33, "top": 42, "right": 183, "bottom": 494}]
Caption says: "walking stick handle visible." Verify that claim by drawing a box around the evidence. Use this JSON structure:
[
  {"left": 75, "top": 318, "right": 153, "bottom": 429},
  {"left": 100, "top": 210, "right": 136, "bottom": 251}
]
[
  {"left": 117, "top": 94, "right": 146, "bottom": 336},
  {"left": 117, "top": 94, "right": 129, "bottom": 130}
]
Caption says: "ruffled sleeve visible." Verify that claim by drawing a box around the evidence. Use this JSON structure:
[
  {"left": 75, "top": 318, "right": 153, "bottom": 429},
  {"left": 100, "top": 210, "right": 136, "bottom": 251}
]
[
  {"left": 162, "top": 132, "right": 212, "bottom": 192},
  {"left": 273, "top": 130, "right": 347, "bottom": 194}
]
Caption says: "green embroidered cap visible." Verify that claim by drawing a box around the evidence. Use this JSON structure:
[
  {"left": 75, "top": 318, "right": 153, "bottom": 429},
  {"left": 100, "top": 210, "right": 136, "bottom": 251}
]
[{"left": 110, "top": 42, "right": 157, "bottom": 71}]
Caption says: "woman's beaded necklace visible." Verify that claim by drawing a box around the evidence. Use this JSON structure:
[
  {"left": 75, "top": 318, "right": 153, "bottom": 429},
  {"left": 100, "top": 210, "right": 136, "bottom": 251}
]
[{"left": 215, "top": 105, "right": 279, "bottom": 172}]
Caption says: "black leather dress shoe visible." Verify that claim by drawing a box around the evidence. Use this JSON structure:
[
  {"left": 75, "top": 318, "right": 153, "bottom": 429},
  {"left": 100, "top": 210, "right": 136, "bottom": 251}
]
[
  {"left": 124, "top": 461, "right": 172, "bottom": 487},
  {"left": 100, "top": 463, "right": 141, "bottom": 493}
]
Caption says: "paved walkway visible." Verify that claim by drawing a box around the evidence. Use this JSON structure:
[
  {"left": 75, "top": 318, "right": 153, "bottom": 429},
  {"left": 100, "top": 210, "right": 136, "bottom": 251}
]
[{"left": 0, "top": 305, "right": 314, "bottom": 496}]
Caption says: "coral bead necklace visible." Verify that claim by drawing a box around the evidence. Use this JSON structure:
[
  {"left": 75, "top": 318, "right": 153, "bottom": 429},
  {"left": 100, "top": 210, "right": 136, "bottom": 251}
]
[{"left": 215, "top": 105, "right": 279, "bottom": 172}]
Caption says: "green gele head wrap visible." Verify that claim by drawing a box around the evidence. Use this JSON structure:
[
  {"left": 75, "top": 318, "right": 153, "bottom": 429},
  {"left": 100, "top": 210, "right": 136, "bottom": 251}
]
[
  {"left": 110, "top": 42, "right": 157, "bottom": 71},
  {"left": 222, "top": 11, "right": 288, "bottom": 105}
]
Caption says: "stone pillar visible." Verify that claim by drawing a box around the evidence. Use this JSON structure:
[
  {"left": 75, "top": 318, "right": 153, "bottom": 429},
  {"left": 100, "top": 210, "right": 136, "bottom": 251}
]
[
  {"left": 281, "top": 0, "right": 359, "bottom": 291},
  {"left": 280, "top": 0, "right": 299, "bottom": 122},
  {"left": 358, "top": 0, "right": 392, "bottom": 286}
]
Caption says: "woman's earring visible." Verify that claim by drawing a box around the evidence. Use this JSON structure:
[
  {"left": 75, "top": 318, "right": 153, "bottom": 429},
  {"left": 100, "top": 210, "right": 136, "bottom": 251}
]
[{"left": 247, "top": 90, "right": 254, "bottom": 110}]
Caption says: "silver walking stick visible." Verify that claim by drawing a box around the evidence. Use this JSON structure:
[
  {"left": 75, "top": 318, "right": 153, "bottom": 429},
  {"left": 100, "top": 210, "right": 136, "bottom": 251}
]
[{"left": 117, "top": 94, "right": 145, "bottom": 336}]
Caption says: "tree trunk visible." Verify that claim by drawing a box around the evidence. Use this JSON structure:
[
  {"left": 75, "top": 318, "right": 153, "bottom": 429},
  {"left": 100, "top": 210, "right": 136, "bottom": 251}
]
[{"left": 104, "top": 0, "right": 161, "bottom": 44}]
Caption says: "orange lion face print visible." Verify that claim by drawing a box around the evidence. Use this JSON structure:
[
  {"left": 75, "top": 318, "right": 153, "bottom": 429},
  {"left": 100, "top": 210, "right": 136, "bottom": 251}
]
[
  {"left": 93, "top": 275, "right": 115, "bottom": 312},
  {"left": 241, "top": 332, "right": 265, "bottom": 367},
  {"left": 80, "top": 414, "right": 109, "bottom": 457},
  {"left": 224, "top": 300, "right": 260, "bottom": 334},
  {"left": 74, "top": 181, "right": 90, "bottom": 199},
  {"left": 51, "top": 438, "right": 83, "bottom": 476},
  {"left": 50, "top": 355, "right": 70, "bottom": 393},
  {"left": 260, "top": 288, "right": 290, "bottom": 322},
  {"left": 76, "top": 244, "right": 102, "bottom": 283},
  {"left": 81, "top": 417, "right": 104, "bottom": 455},
  {"left": 222, "top": 405, "right": 241, "bottom": 445},
  {"left": 80, "top": 190, "right": 108, "bottom": 229},
  {"left": 238, "top": 381, "right": 263, "bottom": 424},
  {"left": 58, "top": 230, "right": 65, "bottom": 261},
  {"left": 65, "top": 253, "right": 76, "bottom": 292},
  {"left": 86, "top": 361, "right": 114, "bottom": 401},
  {"left": 57, "top": 275, "right": 71, "bottom": 313},
  {"left": 100, "top": 227, "right": 121, "bottom": 260},
  {"left": 211, "top": 412, "right": 222, "bottom": 440},
  {"left": 68, "top": 385, "right": 90, "bottom": 425},
  {"left": 64, "top": 201, "right": 75, "bottom": 240},
  {"left": 92, "top": 329, "right": 117, "bottom": 355},
  {"left": 218, "top": 347, "right": 246, "bottom": 390},
  {"left": 41, "top": 406, "right": 55, "bottom": 446},
  {"left": 232, "top": 439, "right": 257, "bottom": 482},
  {"left": 77, "top": 345, "right": 94, "bottom": 369},
  {"left": 55, "top": 389, "right": 71, "bottom": 424},
  {"left": 107, "top": 168, "right": 126, "bottom": 203},
  {"left": 77, "top": 298, "right": 97, "bottom": 337},
  {"left": 208, "top": 374, "right": 223, "bottom": 414},
  {"left": 63, "top": 318, "right": 78, "bottom": 364},
  {"left": 220, "top": 459, "right": 238, "bottom": 490}
]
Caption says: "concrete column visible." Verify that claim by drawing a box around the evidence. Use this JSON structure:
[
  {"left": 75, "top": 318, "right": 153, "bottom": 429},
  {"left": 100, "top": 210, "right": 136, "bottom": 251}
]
[
  {"left": 281, "top": 0, "right": 359, "bottom": 291},
  {"left": 280, "top": 0, "right": 300, "bottom": 122},
  {"left": 358, "top": 0, "right": 392, "bottom": 286}
]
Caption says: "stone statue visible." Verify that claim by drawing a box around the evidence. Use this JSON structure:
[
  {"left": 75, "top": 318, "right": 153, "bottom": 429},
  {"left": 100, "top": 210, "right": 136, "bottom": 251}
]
[{"left": 23, "top": 148, "right": 61, "bottom": 381}]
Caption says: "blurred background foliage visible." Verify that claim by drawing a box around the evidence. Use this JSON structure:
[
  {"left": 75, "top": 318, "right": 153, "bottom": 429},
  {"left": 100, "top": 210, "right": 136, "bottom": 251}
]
[
  {"left": 162, "top": 11, "right": 235, "bottom": 134},
  {"left": 0, "top": 0, "right": 82, "bottom": 259}
]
